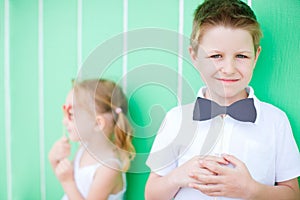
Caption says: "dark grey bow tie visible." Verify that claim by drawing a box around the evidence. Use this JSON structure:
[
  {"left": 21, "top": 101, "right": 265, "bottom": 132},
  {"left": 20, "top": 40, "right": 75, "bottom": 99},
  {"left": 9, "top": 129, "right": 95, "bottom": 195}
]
[{"left": 193, "top": 97, "right": 257, "bottom": 123}]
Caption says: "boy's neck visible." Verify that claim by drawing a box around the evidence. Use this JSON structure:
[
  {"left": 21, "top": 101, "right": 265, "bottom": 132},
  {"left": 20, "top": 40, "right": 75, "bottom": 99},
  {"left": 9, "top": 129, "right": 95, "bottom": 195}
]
[{"left": 204, "top": 89, "right": 248, "bottom": 106}]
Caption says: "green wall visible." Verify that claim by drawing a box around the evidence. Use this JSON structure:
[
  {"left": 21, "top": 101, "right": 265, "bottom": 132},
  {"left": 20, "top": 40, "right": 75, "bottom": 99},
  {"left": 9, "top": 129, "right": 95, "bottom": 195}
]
[{"left": 0, "top": 0, "right": 299, "bottom": 199}]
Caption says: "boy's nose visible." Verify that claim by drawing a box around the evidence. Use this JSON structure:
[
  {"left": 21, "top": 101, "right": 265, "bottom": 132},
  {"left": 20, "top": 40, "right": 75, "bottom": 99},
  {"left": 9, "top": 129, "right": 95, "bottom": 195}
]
[{"left": 220, "top": 58, "right": 236, "bottom": 74}]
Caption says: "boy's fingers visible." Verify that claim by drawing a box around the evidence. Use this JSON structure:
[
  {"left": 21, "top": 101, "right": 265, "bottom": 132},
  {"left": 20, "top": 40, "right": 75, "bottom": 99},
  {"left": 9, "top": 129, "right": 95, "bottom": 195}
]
[
  {"left": 191, "top": 168, "right": 215, "bottom": 176},
  {"left": 200, "top": 160, "right": 225, "bottom": 175},
  {"left": 199, "top": 155, "right": 229, "bottom": 165},
  {"left": 222, "top": 154, "right": 243, "bottom": 167},
  {"left": 189, "top": 173, "right": 220, "bottom": 185}
]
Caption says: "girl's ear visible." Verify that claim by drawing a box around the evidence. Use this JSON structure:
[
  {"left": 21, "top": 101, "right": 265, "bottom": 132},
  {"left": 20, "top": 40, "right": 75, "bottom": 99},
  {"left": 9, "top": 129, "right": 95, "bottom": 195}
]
[{"left": 95, "top": 115, "right": 106, "bottom": 131}]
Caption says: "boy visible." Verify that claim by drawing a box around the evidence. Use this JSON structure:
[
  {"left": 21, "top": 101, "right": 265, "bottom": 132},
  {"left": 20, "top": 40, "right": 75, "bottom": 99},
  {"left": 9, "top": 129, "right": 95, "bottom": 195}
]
[{"left": 145, "top": 0, "right": 300, "bottom": 199}]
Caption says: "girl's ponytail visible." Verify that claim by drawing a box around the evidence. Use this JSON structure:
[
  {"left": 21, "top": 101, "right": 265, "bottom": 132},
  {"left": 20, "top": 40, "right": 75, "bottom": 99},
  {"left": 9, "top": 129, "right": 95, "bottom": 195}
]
[{"left": 113, "top": 110, "right": 135, "bottom": 171}]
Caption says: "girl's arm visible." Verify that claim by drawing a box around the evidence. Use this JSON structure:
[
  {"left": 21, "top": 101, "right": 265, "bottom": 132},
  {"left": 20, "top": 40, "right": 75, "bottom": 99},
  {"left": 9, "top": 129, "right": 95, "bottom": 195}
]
[
  {"left": 85, "top": 165, "right": 122, "bottom": 200},
  {"left": 55, "top": 158, "right": 84, "bottom": 200},
  {"left": 48, "top": 136, "right": 70, "bottom": 170},
  {"left": 57, "top": 159, "right": 122, "bottom": 200}
]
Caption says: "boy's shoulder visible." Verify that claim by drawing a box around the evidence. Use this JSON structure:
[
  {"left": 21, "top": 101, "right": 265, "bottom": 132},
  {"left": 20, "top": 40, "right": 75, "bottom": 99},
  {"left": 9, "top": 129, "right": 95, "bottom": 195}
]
[{"left": 256, "top": 98, "right": 289, "bottom": 123}]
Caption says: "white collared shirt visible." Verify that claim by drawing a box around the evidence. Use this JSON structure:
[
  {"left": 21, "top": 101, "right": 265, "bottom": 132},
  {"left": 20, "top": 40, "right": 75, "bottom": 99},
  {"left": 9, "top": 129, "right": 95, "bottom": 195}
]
[{"left": 146, "top": 86, "right": 300, "bottom": 200}]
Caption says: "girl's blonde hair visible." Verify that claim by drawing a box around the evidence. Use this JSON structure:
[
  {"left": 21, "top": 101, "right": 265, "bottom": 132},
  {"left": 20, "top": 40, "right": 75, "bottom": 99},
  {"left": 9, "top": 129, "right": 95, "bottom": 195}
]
[
  {"left": 190, "top": 0, "right": 262, "bottom": 53},
  {"left": 73, "top": 79, "right": 135, "bottom": 171}
]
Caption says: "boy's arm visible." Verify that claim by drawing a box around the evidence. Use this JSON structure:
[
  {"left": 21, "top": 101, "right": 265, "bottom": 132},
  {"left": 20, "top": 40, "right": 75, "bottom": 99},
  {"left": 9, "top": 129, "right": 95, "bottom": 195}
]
[
  {"left": 145, "top": 156, "right": 229, "bottom": 200},
  {"left": 249, "top": 178, "right": 299, "bottom": 200},
  {"left": 145, "top": 172, "right": 181, "bottom": 200},
  {"left": 190, "top": 154, "right": 300, "bottom": 199}
]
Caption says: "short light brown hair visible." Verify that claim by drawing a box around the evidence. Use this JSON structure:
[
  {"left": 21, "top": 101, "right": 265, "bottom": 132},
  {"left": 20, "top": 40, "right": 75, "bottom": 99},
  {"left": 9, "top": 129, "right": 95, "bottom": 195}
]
[{"left": 190, "top": 0, "right": 262, "bottom": 52}]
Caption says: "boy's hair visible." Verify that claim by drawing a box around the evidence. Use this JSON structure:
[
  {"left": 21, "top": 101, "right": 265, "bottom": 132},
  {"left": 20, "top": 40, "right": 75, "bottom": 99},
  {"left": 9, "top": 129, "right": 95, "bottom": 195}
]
[
  {"left": 191, "top": 0, "right": 262, "bottom": 52},
  {"left": 73, "top": 79, "right": 135, "bottom": 171}
]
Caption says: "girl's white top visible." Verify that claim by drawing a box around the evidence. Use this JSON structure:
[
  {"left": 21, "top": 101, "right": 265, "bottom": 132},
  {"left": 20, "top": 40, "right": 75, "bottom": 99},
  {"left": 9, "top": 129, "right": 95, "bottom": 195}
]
[{"left": 62, "top": 147, "right": 126, "bottom": 200}]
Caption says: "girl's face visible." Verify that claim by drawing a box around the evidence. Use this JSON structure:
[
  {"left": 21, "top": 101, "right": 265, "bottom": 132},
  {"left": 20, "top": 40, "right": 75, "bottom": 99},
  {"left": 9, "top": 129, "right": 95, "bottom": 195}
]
[
  {"left": 63, "top": 88, "right": 113, "bottom": 146},
  {"left": 62, "top": 89, "right": 80, "bottom": 141},
  {"left": 190, "top": 26, "right": 261, "bottom": 105}
]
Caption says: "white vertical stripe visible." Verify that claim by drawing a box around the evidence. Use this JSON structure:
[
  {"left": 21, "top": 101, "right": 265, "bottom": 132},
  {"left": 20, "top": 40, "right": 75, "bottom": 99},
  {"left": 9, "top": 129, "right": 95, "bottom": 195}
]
[
  {"left": 122, "top": 0, "right": 128, "bottom": 93},
  {"left": 77, "top": 0, "right": 82, "bottom": 73},
  {"left": 247, "top": 0, "right": 252, "bottom": 7},
  {"left": 4, "top": 0, "right": 12, "bottom": 199},
  {"left": 38, "top": 0, "right": 46, "bottom": 199},
  {"left": 177, "top": 0, "right": 184, "bottom": 104}
]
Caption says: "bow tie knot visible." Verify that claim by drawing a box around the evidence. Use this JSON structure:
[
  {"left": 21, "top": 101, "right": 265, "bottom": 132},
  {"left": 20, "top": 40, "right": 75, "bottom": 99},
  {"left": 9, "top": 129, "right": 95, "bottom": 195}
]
[{"left": 193, "top": 97, "right": 257, "bottom": 123}]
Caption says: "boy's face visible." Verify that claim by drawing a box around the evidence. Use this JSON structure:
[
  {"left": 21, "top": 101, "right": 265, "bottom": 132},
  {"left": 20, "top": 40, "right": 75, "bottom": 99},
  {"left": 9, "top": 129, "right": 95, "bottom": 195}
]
[{"left": 190, "top": 26, "right": 261, "bottom": 105}]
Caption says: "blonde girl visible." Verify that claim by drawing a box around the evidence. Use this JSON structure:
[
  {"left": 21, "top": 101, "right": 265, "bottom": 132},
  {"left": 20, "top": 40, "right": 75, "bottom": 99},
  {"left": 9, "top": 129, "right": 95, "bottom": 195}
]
[{"left": 49, "top": 79, "right": 135, "bottom": 200}]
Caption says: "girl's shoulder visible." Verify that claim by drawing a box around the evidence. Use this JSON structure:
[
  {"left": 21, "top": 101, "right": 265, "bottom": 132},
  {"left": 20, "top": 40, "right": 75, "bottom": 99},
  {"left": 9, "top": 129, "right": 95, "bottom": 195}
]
[{"left": 93, "top": 159, "right": 125, "bottom": 195}]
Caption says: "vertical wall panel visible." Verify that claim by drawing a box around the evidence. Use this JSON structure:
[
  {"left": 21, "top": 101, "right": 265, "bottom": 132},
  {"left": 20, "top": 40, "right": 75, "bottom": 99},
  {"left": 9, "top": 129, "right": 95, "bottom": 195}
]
[
  {"left": 0, "top": 0, "right": 7, "bottom": 199},
  {"left": 43, "top": 0, "right": 77, "bottom": 199},
  {"left": 251, "top": 0, "right": 300, "bottom": 146},
  {"left": 181, "top": 0, "right": 204, "bottom": 104},
  {"left": 81, "top": 0, "right": 123, "bottom": 82},
  {"left": 126, "top": 1, "right": 179, "bottom": 199},
  {"left": 9, "top": 0, "right": 40, "bottom": 199}
]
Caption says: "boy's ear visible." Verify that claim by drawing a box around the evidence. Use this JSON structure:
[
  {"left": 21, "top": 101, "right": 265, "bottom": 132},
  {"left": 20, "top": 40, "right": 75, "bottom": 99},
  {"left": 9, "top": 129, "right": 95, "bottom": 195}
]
[
  {"left": 189, "top": 46, "right": 197, "bottom": 62},
  {"left": 95, "top": 115, "right": 106, "bottom": 131},
  {"left": 254, "top": 46, "right": 262, "bottom": 64}
]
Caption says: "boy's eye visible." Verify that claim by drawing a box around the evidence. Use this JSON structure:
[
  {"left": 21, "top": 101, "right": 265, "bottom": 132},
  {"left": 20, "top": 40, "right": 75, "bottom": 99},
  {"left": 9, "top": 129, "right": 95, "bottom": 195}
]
[
  {"left": 210, "top": 54, "right": 222, "bottom": 59},
  {"left": 236, "top": 54, "right": 248, "bottom": 59}
]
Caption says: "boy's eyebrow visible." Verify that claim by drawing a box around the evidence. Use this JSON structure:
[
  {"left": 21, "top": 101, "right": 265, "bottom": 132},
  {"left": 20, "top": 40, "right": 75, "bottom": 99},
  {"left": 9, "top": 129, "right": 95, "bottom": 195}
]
[
  {"left": 237, "top": 50, "right": 253, "bottom": 53},
  {"left": 203, "top": 49, "right": 254, "bottom": 54},
  {"left": 205, "top": 49, "right": 223, "bottom": 54},
  {"left": 237, "top": 51, "right": 253, "bottom": 53}
]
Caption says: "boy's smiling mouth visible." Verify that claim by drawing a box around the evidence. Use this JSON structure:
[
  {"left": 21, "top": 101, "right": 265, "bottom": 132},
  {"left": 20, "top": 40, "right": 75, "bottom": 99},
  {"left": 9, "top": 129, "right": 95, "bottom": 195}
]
[{"left": 216, "top": 78, "right": 240, "bottom": 83}]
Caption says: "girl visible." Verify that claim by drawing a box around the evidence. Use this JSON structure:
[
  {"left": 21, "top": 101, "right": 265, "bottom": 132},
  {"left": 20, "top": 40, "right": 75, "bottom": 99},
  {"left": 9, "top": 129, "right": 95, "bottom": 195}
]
[{"left": 49, "top": 79, "right": 135, "bottom": 200}]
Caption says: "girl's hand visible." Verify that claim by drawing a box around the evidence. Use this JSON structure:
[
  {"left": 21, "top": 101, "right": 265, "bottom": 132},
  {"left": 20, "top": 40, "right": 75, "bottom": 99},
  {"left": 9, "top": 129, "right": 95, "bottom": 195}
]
[
  {"left": 48, "top": 136, "right": 71, "bottom": 169},
  {"left": 169, "top": 155, "right": 229, "bottom": 188},
  {"left": 55, "top": 158, "right": 74, "bottom": 183},
  {"left": 189, "top": 154, "right": 256, "bottom": 199}
]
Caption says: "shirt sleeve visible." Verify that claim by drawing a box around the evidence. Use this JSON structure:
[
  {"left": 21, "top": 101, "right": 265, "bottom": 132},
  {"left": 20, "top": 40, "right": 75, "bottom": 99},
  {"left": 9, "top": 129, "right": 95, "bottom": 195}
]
[
  {"left": 275, "top": 113, "right": 300, "bottom": 182},
  {"left": 146, "top": 106, "right": 182, "bottom": 176}
]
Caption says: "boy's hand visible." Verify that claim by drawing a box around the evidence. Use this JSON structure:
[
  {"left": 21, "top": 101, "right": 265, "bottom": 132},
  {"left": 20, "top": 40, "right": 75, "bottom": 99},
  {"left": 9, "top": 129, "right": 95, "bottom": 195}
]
[
  {"left": 48, "top": 136, "right": 71, "bottom": 169},
  {"left": 169, "top": 155, "right": 229, "bottom": 188},
  {"left": 189, "top": 154, "right": 256, "bottom": 199},
  {"left": 55, "top": 158, "right": 74, "bottom": 183}
]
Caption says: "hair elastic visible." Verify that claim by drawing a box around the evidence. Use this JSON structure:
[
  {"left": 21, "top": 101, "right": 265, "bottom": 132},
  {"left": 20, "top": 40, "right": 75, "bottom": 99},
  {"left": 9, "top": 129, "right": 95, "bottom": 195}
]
[{"left": 115, "top": 107, "right": 122, "bottom": 114}]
